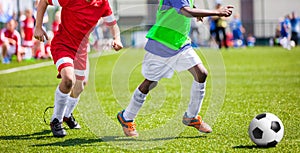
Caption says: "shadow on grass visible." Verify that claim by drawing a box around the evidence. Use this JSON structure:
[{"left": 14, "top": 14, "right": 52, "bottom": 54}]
[
  {"left": 0, "top": 130, "right": 52, "bottom": 140},
  {"left": 32, "top": 135, "right": 206, "bottom": 147},
  {"left": 233, "top": 145, "right": 274, "bottom": 149},
  {"left": 0, "top": 129, "right": 206, "bottom": 147},
  {"left": 4, "top": 84, "right": 58, "bottom": 88}
]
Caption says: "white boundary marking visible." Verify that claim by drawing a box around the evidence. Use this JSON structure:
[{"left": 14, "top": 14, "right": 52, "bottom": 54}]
[
  {"left": 0, "top": 61, "right": 53, "bottom": 75},
  {"left": 0, "top": 51, "right": 118, "bottom": 75}
]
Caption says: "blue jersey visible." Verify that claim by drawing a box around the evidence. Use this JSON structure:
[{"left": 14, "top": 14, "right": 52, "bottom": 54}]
[
  {"left": 230, "top": 19, "right": 243, "bottom": 40},
  {"left": 280, "top": 18, "right": 291, "bottom": 37},
  {"left": 145, "top": 0, "right": 192, "bottom": 57},
  {"left": 290, "top": 18, "right": 300, "bottom": 33},
  {"left": 230, "top": 19, "right": 242, "bottom": 31}
]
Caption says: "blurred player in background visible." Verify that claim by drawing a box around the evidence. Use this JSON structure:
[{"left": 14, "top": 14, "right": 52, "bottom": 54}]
[
  {"left": 290, "top": 11, "right": 299, "bottom": 46},
  {"left": 34, "top": 0, "right": 123, "bottom": 137},
  {"left": 230, "top": 13, "right": 245, "bottom": 48},
  {"left": 117, "top": 0, "right": 233, "bottom": 137},
  {"left": 1, "top": 19, "right": 23, "bottom": 63},
  {"left": 214, "top": 3, "right": 229, "bottom": 49},
  {"left": 21, "top": 9, "right": 35, "bottom": 60},
  {"left": 33, "top": 0, "right": 49, "bottom": 57}
]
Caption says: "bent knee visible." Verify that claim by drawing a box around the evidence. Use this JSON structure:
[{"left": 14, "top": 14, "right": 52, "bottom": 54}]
[
  {"left": 74, "top": 84, "right": 84, "bottom": 95},
  {"left": 71, "top": 80, "right": 85, "bottom": 98},
  {"left": 192, "top": 65, "right": 208, "bottom": 82},
  {"left": 62, "top": 76, "right": 75, "bottom": 90},
  {"left": 200, "top": 68, "right": 208, "bottom": 78}
]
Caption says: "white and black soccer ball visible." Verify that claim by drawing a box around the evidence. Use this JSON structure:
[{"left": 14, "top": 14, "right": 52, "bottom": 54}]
[{"left": 248, "top": 113, "right": 284, "bottom": 147}]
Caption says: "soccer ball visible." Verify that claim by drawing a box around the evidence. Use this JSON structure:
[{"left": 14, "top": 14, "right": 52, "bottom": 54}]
[
  {"left": 248, "top": 113, "right": 284, "bottom": 147},
  {"left": 290, "top": 40, "right": 296, "bottom": 48}
]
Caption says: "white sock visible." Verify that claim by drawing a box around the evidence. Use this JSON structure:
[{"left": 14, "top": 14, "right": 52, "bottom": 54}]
[
  {"left": 51, "top": 86, "right": 69, "bottom": 122},
  {"left": 64, "top": 96, "right": 79, "bottom": 118},
  {"left": 186, "top": 80, "right": 206, "bottom": 118},
  {"left": 123, "top": 88, "right": 147, "bottom": 121}
]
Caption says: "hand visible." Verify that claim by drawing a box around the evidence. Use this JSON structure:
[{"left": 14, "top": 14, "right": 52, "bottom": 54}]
[
  {"left": 112, "top": 39, "right": 123, "bottom": 51},
  {"left": 218, "top": 5, "right": 234, "bottom": 17},
  {"left": 34, "top": 27, "right": 48, "bottom": 42},
  {"left": 7, "top": 38, "right": 17, "bottom": 45}
]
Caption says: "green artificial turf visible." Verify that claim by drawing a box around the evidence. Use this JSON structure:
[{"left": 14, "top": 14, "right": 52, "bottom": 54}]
[{"left": 0, "top": 47, "right": 299, "bottom": 152}]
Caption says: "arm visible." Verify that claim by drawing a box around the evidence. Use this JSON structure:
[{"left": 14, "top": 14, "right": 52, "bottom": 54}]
[
  {"left": 108, "top": 24, "right": 123, "bottom": 51},
  {"left": 102, "top": 1, "right": 123, "bottom": 52},
  {"left": 181, "top": 5, "right": 234, "bottom": 18},
  {"left": 34, "top": 0, "right": 49, "bottom": 42}
]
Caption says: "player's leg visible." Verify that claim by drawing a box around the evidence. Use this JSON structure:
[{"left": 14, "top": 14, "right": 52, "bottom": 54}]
[
  {"left": 16, "top": 47, "right": 25, "bottom": 62},
  {"left": 118, "top": 52, "right": 175, "bottom": 137},
  {"left": 50, "top": 66, "right": 75, "bottom": 137},
  {"left": 63, "top": 50, "right": 88, "bottom": 129},
  {"left": 1, "top": 44, "right": 10, "bottom": 64},
  {"left": 186, "top": 64, "right": 207, "bottom": 118},
  {"left": 291, "top": 32, "right": 298, "bottom": 46},
  {"left": 215, "top": 28, "right": 222, "bottom": 49},
  {"left": 83, "top": 58, "right": 90, "bottom": 86},
  {"left": 117, "top": 79, "right": 158, "bottom": 137},
  {"left": 188, "top": 64, "right": 207, "bottom": 83},
  {"left": 181, "top": 64, "right": 212, "bottom": 133},
  {"left": 63, "top": 79, "right": 84, "bottom": 129},
  {"left": 221, "top": 28, "right": 228, "bottom": 48},
  {"left": 174, "top": 48, "right": 212, "bottom": 133},
  {"left": 123, "top": 79, "right": 157, "bottom": 120},
  {"left": 183, "top": 64, "right": 212, "bottom": 133},
  {"left": 6, "top": 45, "right": 17, "bottom": 62}
]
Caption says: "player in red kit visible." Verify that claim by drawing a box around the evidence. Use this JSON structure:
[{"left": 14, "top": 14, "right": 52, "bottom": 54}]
[
  {"left": 21, "top": 9, "right": 35, "bottom": 59},
  {"left": 1, "top": 19, "right": 24, "bottom": 63},
  {"left": 34, "top": 0, "right": 123, "bottom": 137}
]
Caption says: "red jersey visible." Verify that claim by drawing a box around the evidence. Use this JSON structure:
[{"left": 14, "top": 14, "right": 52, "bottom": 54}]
[
  {"left": 0, "top": 28, "right": 21, "bottom": 54},
  {"left": 21, "top": 17, "right": 35, "bottom": 47},
  {"left": 48, "top": 0, "right": 116, "bottom": 53},
  {"left": 47, "top": 0, "right": 117, "bottom": 80}
]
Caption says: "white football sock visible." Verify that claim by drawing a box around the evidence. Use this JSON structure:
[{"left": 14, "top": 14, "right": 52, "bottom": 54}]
[
  {"left": 186, "top": 80, "right": 206, "bottom": 118},
  {"left": 123, "top": 88, "right": 147, "bottom": 121},
  {"left": 64, "top": 96, "right": 79, "bottom": 118},
  {"left": 51, "top": 86, "right": 69, "bottom": 122}
]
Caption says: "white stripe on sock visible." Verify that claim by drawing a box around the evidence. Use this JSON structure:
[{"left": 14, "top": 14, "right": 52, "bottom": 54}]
[{"left": 123, "top": 88, "right": 147, "bottom": 121}]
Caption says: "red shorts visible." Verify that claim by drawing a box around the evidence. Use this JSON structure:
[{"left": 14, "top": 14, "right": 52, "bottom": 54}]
[{"left": 51, "top": 44, "right": 87, "bottom": 80}]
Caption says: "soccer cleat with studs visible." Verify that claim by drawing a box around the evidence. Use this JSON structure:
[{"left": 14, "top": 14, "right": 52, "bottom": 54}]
[
  {"left": 63, "top": 114, "right": 81, "bottom": 129},
  {"left": 117, "top": 110, "right": 139, "bottom": 137},
  {"left": 182, "top": 112, "right": 212, "bottom": 133},
  {"left": 50, "top": 118, "right": 67, "bottom": 137}
]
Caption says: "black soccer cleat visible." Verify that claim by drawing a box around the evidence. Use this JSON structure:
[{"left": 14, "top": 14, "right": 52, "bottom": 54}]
[
  {"left": 50, "top": 118, "right": 67, "bottom": 137},
  {"left": 63, "top": 114, "right": 81, "bottom": 129}
]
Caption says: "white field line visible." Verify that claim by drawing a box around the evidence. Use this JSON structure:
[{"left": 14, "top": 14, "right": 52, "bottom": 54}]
[
  {"left": 0, "top": 61, "right": 53, "bottom": 75},
  {"left": 0, "top": 51, "right": 117, "bottom": 75}
]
